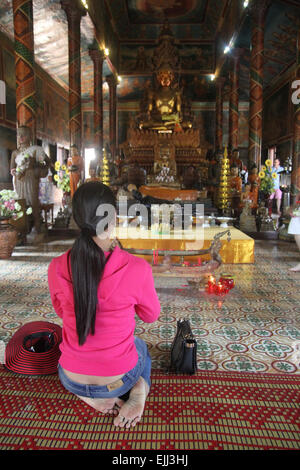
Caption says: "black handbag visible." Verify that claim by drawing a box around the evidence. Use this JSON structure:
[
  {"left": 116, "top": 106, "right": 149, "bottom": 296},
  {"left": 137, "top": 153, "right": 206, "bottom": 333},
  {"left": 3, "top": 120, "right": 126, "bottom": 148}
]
[{"left": 170, "top": 319, "right": 197, "bottom": 375}]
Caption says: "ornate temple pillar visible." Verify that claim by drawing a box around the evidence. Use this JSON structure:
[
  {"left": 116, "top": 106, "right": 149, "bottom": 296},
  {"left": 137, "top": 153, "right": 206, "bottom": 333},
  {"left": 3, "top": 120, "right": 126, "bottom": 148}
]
[
  {"left": 61, "top": 0, "right": 86, "bottom": 152},
  {"left": 12, "top": 0, "right": 36, "bottom": 140},
  {"left": 89, "top": 48, "right": 105, "bottom": 164},
  {"left": 248, "top": 0, "right": 271, "bottom": 166},
  {"left": 228, "top": 49, "right": 243, "bottom": 151},
  {"left": 292, "top": 28, "right": 300, "bottom": 199},
  {"left": 215, "top": 77, "right": 225, "bottom": 151},
  {"left": 106, "top": 74, "right": 117, "bottom": 159}
]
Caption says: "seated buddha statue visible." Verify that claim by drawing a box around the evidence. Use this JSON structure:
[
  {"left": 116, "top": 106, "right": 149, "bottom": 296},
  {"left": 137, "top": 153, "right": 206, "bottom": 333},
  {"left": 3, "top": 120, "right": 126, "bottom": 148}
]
[
  {"left": 154, "top": 154, "right": 176, "bottom": 176},
  {"left": 139, "top": 67, "right": 192, "bottom": 131},
  {"left": 248, "top": 163, "right": 260, "bottom": 209}
]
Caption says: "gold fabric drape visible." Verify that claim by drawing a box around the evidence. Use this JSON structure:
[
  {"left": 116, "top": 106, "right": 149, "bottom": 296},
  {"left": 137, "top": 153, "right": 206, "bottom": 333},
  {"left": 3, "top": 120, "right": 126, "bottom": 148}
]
[{"left": 117, "top": 227, "right": 255, "bottom": 264}]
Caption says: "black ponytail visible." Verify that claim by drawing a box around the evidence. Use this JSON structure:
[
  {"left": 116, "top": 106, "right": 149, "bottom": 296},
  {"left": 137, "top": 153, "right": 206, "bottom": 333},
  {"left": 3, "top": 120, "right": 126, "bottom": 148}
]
[{"left": 69, "top": 182, "right": 116, "bottom": 345}]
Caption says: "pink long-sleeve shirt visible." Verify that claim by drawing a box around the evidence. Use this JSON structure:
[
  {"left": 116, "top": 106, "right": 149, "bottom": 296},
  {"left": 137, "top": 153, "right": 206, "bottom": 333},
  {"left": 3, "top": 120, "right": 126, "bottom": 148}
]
[{"left": 48, "top": 246, "right": 160, "bottom": 376}]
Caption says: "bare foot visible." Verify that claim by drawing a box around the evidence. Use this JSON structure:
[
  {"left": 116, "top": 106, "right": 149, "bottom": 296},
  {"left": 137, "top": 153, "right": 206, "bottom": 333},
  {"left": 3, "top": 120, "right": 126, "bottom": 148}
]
[
  {"left": 76, "top": 395, "right": 124, "bottom": 415},
  {"left": 113, "top": 377, "right": 149, "bottom": 429},
  {"left": 290, "top": 264, "right": 300, "bottom": 272}
]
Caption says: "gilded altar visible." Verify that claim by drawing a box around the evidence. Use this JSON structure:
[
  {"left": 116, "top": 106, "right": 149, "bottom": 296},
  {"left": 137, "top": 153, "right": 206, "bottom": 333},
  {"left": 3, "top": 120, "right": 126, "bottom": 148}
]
[
  {"left": 120, "top": 20, "right": 209, "bottom": 185},
  {"left": 122, "top": 127, "right": 208, "bottom": 182}
]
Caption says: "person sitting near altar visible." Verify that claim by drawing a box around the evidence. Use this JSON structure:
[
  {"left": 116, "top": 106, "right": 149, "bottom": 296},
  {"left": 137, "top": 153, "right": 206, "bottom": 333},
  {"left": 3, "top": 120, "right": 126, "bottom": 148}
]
[
  {"left": 85, "top": 165, "right": 101, "bottom": 183},
  {"left": 48, "top": 182, "right": 160, "bottom": 429},
  {"left": 230, "top": 148, "right": 243, "bottom": 175}
]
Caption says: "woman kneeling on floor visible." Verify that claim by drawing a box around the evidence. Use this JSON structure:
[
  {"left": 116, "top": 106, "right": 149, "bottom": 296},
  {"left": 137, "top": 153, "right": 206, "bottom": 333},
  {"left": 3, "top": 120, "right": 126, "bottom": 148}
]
[{"left": 48, "top": 182, "right": 160, "bottom": 428}]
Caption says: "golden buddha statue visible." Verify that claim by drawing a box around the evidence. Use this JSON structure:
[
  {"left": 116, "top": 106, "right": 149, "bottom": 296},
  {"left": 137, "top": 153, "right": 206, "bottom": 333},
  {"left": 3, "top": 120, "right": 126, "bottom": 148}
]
[{"left": 140, "top": 67, "right": 190, "bottom": 131}]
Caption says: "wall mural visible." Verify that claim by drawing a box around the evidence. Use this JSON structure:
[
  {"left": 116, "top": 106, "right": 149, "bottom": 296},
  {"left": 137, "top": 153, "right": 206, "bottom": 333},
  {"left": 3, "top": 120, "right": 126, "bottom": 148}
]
[
  {"left": 263, "top": 83, "right": 290, "bottom": 145},
  {"left": 0, "top": 38, "right": 69, "bottom": 147},
  {"left": 116, "top": 73, "right": 217, "bottom": 104},
  {"left": 2, "top": 47, "right": 16, "bottom": 123},
  {"left": 120, "top": 43, "right": 214, "bottom": 74},
  {"left": 117, "top": 75, "right": 153, "bottom": 102}
]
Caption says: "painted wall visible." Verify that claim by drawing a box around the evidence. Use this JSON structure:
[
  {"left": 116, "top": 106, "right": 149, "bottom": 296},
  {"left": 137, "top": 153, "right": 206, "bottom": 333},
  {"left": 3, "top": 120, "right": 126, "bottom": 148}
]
[
  {"left": 262, "top": 70, "right": 295, "bottom": 163},
  {"left": 0, "top": 31, "right": 69, "bottom": 183}
]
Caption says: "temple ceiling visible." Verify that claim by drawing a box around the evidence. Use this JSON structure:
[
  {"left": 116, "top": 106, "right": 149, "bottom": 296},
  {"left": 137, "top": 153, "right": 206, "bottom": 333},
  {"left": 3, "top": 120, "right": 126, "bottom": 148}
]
[
  {"left": 0, "top": 0, "right": 299, "bottom": 103},
  {"left": 102, "top": 0, "right": 229, "bottom": 41}
]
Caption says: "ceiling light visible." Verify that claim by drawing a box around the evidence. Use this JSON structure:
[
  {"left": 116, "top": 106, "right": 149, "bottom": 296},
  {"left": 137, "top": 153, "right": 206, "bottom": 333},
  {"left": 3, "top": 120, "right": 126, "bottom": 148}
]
[
  {"left": 224, "top": 45, "right": 230, "bottom": 54},
  {"left": 243, "top": 0, "right": 249, "bottom": 8},
  {"left": 210, "top": 74, "right": 215, "bottom": 81},
  {"left": 81, "top": 0, "right": 88, "bottom": 9},
  {"left": 104, "top": 48, "right": 109, "bottom": 57},
  {"left": 117, "top": 75, "right": 122, "bottom": 83}
]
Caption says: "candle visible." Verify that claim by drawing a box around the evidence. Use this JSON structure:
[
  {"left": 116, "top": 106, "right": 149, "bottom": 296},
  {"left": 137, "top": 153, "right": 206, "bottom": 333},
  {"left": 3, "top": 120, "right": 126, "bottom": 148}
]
[
  {"left": 213, "top": 282, "right": 223, "bottom": 295},
  {"left": 153, "top": 250, "right": 159, "bottom": 265},
  {"left": 219, "top": 274, "right": 235, "bottom": 290},
  {"left": 212, "top": 282, "right": 229, "bottom": 296},
  {"left": 206, "top": 275, "right": 216, "bottom": 294}
]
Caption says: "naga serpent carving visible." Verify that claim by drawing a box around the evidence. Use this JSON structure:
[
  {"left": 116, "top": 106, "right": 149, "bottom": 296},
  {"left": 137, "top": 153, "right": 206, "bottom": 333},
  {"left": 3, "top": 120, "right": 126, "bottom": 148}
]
[{"left": 117, "top": 229, "right": 231, "bottom": 278}]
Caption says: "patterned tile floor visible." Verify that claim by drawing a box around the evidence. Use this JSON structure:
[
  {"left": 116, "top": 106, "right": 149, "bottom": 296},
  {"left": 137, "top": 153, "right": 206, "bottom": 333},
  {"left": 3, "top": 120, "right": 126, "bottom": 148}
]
[{"left": 0, "top": 237, "right": 300, "bottom": 375}]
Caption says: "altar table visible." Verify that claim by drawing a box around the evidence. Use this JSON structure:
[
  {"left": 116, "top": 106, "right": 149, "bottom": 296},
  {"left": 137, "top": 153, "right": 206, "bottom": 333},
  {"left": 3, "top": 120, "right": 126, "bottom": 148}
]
[{"left": 118, "top": 226, "right": 254, "bottom": 264}]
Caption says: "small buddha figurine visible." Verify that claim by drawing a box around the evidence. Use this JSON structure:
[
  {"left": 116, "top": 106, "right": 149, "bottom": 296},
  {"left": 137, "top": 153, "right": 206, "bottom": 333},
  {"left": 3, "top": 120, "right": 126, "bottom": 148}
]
[
  {"left": 67, "top": 145, "right": 84, "bottom": 198},
  {"left": 257, "top": 201, "right": 274, "bottom": 232},
  {"left": 230, "top": 149, "right": 243, "bottom": 174},
  {"left": 229, "top": 165, "right": 242, "bottom": 194},
  {"left": 240, "top": 182, "right": 256, "bottom": 211},
  {"left": 154, "top": 154, "right": 176, "bottom": 177},
  {"left": 239, "top": 200, "right": 257, "bottom": 232},
  {"left": 85, "top": 166, "right": 101, "bottom": 183},
  {"left": 248, "top": 163, "right": 260, "bottom": 209}
]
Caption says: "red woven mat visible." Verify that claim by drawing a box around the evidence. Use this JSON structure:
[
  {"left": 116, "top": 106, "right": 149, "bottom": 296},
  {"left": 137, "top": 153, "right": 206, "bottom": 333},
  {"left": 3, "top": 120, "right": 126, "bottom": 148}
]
[{"left": 0, "top": 366, "right": 299, "bottom": 450}]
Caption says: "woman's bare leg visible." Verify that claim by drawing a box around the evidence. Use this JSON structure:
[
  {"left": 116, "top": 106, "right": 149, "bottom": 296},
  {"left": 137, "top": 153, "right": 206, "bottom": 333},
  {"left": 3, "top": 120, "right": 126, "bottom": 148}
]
[
  {"left": 290, "top": 235, "right": 300, "bottom": 271},
  {"left": 75, "top": 395, "right": 124, "bottom": 415}
]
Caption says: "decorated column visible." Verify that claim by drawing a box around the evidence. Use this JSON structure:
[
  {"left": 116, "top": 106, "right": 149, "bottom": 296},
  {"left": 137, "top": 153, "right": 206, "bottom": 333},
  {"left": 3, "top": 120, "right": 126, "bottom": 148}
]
[
  {"left": 12, "top": 0, "right": 36, "bottom": 139},
  {"left": 61, "top": 0, "right": 86, "bottom": 152},
  {"left": 228, "top": 49, "right": 243, "bottom": 151},
  {"left": 248, "top": 0, "right": 270, "bottom": 166},
  {"left": 106, "top": 74, "right": 117, "bottom": 159},
  {"left": 89, "top": 47, "right": 105, "bottom": 164},
  {"left": 292, "top": 28, "right": 300, "bottom": 199},
  {"left": 215, "top": 77, "right": 225, "bottom": 151}
]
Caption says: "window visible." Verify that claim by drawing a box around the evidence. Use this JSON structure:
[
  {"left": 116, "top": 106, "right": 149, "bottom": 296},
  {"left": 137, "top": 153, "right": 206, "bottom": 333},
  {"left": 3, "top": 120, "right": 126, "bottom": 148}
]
[{"left": 84, "top": 148, "right": 96, "bottom": 177}]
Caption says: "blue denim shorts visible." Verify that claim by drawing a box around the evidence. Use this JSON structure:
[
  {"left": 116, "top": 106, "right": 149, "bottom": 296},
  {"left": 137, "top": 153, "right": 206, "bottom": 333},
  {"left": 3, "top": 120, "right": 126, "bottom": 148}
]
[{"left": 58, "top": 337, "right": 151, "bottom": 400}]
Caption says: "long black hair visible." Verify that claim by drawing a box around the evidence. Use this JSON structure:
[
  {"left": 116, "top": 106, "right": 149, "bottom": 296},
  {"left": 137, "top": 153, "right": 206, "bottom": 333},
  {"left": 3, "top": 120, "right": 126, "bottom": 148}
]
[{"left": 69, "top": 182, "right": 116, "bottom": 345}]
